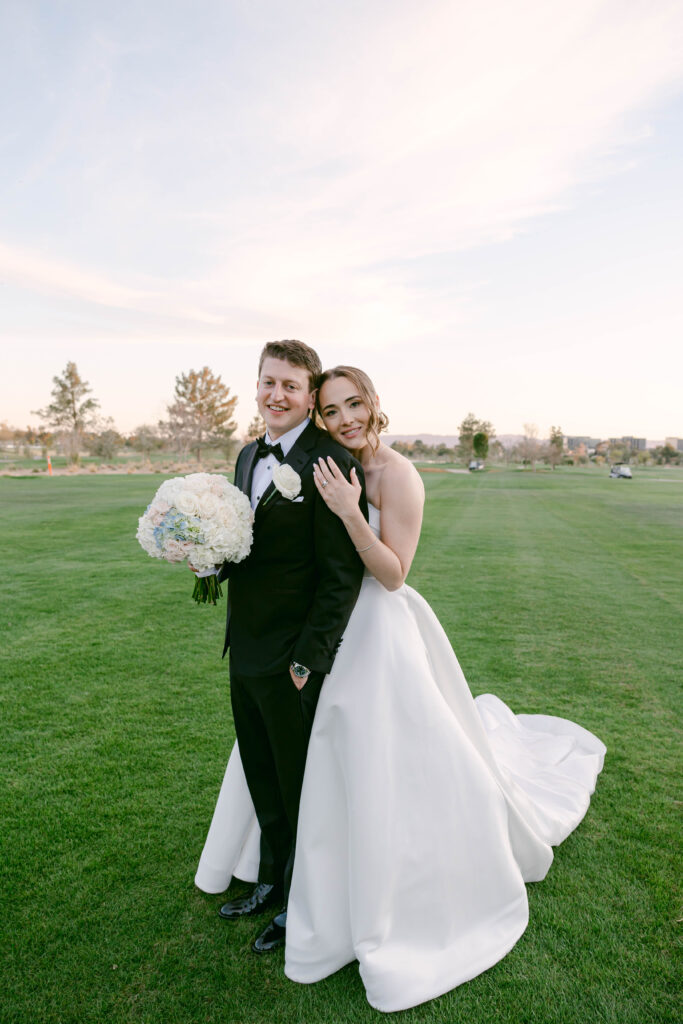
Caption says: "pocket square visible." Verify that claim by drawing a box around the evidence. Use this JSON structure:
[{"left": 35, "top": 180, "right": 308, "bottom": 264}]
[{"left": 292, "top": 496, "right": 305, "bottom": 503}]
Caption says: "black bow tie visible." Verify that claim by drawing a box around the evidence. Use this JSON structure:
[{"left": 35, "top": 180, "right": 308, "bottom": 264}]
[{"left": 255, "top": 437, "right": 284, "bottom": 463}]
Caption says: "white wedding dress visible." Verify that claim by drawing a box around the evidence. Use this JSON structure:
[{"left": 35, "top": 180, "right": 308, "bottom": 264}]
[{"left": 195, "top": 504, "right": 605, "bottom": 1013}]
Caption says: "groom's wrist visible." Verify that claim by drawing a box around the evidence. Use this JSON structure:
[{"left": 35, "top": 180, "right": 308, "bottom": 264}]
[{"left": 290, "top": 661, "right": 310, "bottom": 680}]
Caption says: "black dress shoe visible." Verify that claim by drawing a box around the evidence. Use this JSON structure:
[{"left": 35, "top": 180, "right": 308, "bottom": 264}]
[
  {"left": 252, "top": 911, "right": 286, "bottom": 953},
  {"left": 218, "top": 883, "right": 283, "bottom": 920}
]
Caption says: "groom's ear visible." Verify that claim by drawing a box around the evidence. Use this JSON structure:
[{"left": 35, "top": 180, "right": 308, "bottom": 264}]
[{"left": 307, "top": 388, "right": 317, "bottom": 412}]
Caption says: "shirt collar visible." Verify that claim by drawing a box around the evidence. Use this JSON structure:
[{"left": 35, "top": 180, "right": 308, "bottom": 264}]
[{"left": 265, "top": 417, "right": 310, "bottom": 457}]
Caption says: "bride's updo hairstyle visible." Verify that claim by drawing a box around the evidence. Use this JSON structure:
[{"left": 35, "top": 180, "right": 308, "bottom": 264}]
[{"left": 316, "top": 365, "right": 389, "bottom": 453}]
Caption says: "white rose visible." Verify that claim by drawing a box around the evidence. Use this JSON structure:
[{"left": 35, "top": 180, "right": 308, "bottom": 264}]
[
  {"left": 272, "top": 464, "right": 302, "bottom": 500},
  {"left": 197, "top": 492, "right": 220, "bottom": 519},
  {"left": 175, "top": 490, "right": 201, "bottom": 516},
  {"left": 209, "top": 476, "right": 229, "bottom": 496},
  {"left": 185, "top": 472, "right": 213, "bottom": 495},
  {"left": 157, "top": 477, "right": 184, "bottom": 503}
]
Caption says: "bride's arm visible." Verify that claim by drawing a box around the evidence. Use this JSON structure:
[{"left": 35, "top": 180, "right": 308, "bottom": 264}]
[{"left": 313, "top": 455, "right": 424, "bottom": 591}]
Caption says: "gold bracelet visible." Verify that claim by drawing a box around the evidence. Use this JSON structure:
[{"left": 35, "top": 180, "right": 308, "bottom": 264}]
[{"left": 356, "top": 539, "right": 378, "bottom": 553}]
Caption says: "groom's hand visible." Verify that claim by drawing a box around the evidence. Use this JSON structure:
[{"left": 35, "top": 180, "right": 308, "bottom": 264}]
[
  {"left": 289, "top": 661, "right": 311, "bottom": 689},
  {"left": 290, "top": 666, "right": 308, "bottom": 689}
]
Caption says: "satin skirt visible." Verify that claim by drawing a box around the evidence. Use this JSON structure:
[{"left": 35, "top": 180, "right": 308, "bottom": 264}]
[{"left": 196, "top": 578, "right": 605, "bottom": 1012}]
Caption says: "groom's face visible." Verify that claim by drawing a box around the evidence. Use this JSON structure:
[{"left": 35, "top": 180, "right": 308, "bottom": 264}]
[{"left": 256, "top": 357, "right": 315, "bottom": 439}]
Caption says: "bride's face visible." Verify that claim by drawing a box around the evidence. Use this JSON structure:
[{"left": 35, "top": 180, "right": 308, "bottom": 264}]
[{"left": 319, "top": 376, "right": 372, "bottom": 452}]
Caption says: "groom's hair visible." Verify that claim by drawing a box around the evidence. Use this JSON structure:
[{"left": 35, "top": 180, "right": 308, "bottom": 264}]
[{"left": 258, "top": 340, "right": 322, "bottom": 391}]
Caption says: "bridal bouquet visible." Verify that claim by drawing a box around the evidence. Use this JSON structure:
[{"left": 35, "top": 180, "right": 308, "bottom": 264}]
[{"left": 136, "top": 473, "right": 253, "bottom": 604}]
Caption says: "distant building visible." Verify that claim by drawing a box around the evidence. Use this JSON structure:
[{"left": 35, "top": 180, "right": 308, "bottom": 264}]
[
  {"left": 608, "top": 436, "right": 647, "bottom": 451},
  {"left": 566, "top": 436, "right": 600, "bottom": 451},
  {"left": 665, "top": 437, "right": 683, "bottom": 452}
]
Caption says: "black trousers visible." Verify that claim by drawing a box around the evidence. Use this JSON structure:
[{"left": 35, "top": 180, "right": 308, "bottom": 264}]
[{"left": 229, "top": 661, "right": 324, "bottom": 900}]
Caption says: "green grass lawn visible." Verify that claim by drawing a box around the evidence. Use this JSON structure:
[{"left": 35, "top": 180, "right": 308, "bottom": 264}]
[{"left": 1, "top": 469, "right": 680, "bottom": 1023}]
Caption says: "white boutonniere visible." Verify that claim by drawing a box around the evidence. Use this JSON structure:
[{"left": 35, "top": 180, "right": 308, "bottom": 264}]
[{"left": 270, "top": 463, "right": 302, "bottom": 502}]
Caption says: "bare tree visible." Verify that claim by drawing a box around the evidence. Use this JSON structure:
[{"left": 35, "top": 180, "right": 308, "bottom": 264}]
[
  {"left": 84, "top": 419, "right": 124, "bottom": 460},
  {"left": 129, "top": 424, "right": 165, "bottom": 455},
  {"left": 21, "top": 425, "right": 53, "bottom": 455},
  {"left": 164, "top": 366, "right": 238, "bottom": 463},
  {"left": 32, "top": 361, "right": 100, "bottom": 464},
  {"left": 489, "top": 439, "right": 506, "bottom": 463},
  {"left": 243, "top": 414, "right": 266, "bottom": 443},
  {"left": 519, "top": 423, "right": 540, "bottom": 470}
]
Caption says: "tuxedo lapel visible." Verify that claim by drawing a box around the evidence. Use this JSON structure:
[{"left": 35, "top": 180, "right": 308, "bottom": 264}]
[
  {"left": 255, "top": 421, "right": 319, "bottom": 521},
  {"left": 238, "top": 442, "right": 259, "bottom": 500}
]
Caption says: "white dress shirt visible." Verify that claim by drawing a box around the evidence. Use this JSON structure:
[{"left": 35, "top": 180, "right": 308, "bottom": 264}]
[{"left": 250, "top": 417, "right": 310, "bottom": 509}]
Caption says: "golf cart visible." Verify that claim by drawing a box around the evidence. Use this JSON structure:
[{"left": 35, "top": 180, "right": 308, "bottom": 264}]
[{"left": 609, "top": 464, "right": 632, "bottom": 479}]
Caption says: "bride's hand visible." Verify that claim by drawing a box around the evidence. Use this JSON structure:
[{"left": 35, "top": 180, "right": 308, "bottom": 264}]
[{"left": 314, "top": 457, "right": 362, "bottom": 519}]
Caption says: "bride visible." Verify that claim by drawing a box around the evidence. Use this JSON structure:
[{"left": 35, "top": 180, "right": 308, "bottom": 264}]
[{"left": 195, "top": 366, "right": 605, "bottom": 1013}]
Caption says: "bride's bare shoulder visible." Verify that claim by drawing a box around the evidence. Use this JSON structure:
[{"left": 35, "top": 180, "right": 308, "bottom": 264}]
[{"left": 377, "top": 444, "right": 425, "bottom": 504}]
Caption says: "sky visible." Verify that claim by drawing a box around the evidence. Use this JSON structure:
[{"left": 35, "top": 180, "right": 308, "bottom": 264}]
[{"left": 1, "top": 0, "right": 682, "bottom": 441}]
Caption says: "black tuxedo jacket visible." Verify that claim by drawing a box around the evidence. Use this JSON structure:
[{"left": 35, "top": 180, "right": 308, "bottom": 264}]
[{"left": 218, "top": 421, "right": 367, "bottom": 676}]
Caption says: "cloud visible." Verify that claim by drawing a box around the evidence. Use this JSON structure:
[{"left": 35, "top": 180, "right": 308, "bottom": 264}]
[
  {"left": 0, "top": 241, "right": 232, "bottom": 326},
  {"left": 2, "top": 0, "right": 682, "bottom": 353}
]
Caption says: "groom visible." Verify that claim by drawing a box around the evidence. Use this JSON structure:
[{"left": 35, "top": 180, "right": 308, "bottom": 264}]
[{"left": 216, "top": 340, "right": 366, "bottom": 952}]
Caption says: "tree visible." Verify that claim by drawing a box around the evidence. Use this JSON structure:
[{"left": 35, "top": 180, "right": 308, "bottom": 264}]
[
  {"left": 489, "top": 439, "right": 506, "bottom": 462},
  {"left": 547, "top": 425, "right": 564, "bottom": 470},
  {"left": 390, "top": 441, "right": 413, "bottom": 456},
  {"left": 472, "top": 431, "right": 489, "bottom": 460},
  {"left": 164, "top": 366, "right": 238, "bottom": 462},
  {"left": 244, "top": 414, "right": 266, "bottom": 443},
  {"left": 458, "top": 413, "right": 495, "bottom": 463},
  {"left": 518, "top": 423, "right": 540, "bottom": 470},
  {"left": 84, "top": 424, "right": 124, "bottom": 460},
  {"left": 32, "top": 361, "right": 99, "bottom": 464},
  {"left": 21, "top": 424, "right": 53, "bottom": 454},
  {"left": 129, "top": 424, "right": 165, "bottom": 455},
  {"left": 652, "top": 444, "right": 680, "bottom": 466},
  {"left": 608, "top": 442, "right": 627, "bottom": 465}
]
